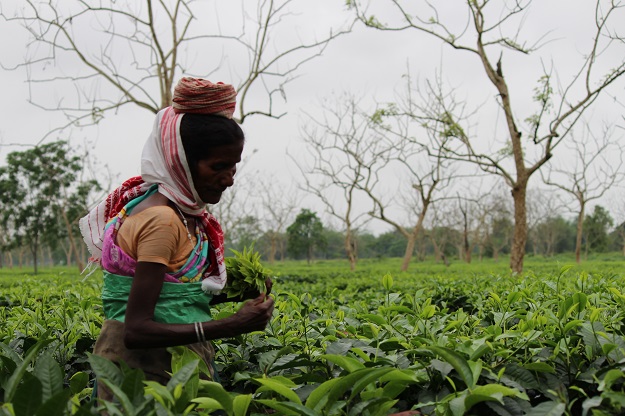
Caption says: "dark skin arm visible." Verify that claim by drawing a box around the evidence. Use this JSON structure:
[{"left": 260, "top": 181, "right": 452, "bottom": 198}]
[{"left": 124, "top": 261, "right": 274, "bottom": 349}]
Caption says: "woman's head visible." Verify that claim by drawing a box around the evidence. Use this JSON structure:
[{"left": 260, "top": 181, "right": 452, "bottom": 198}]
[
  {"left": 141, "top": 78, "right": 243, "bottom": 211},
  {"left": 180, "top": 113, "right": 245, "bottom": 204}
]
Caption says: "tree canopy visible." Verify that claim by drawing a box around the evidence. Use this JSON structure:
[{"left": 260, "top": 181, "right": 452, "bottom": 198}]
[
  {"left": 286, "top": 209, "right": 326, "bottom": 264},
  {"left": 0, "top": 141, "right": 99, "bottom": 273}
]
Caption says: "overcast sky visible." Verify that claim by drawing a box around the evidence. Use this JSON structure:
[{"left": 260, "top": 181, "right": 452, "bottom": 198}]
[{"left": 1, "top": 0, "right": 624, "bottom": 232}]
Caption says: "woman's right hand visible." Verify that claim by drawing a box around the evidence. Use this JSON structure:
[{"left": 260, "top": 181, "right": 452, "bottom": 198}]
[{"left": 230, "top": 293, "right": 275, "bottom": 334}]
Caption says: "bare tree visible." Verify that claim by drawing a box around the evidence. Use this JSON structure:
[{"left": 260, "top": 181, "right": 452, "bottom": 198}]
[
  {"left": 456, "top": 192, "right": 492, "bottom": 263},
  {"left": 257, "top": 177, "right": 299, "bottom": 263},
  {"left": 1, "top": 0, "right": 353, "bottom": 138},
  {"left": 297, "top": 93, "right": 389, "bottom": 270},
  {"left": 368, "top": 71, "right": 484, "bottom": 270},
  {"left": 350, "top": 0, "right": 625, "bottom": 272},
  {"left": 525, "top": 188, "right": 566, "bottom": 256},
  {"left": 484, "top": 194, "right": 514, "bottom": 262},
  {"left": 368, "top": 112, "right": 460, "bottom": 271},
  {"left": 424, "top": 201, "right": 460, "bottom": 266},
  {"left": 542, "top": 124, "right": 625, "bottom": 263}
]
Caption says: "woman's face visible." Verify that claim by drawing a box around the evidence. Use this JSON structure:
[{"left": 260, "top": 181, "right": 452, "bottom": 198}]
[{"left": 191, "top": 141, "right": 244, "bottom": 204}]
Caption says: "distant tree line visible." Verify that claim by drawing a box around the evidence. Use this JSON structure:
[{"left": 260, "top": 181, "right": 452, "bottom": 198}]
[
  {"left": 0, "top": 141, "right": 622, "bottom": 273},
  {"left": 227, "top": 206, "right": 621, "bottom": 266}
]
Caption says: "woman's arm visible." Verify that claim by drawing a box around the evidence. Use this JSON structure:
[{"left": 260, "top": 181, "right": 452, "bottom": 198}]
[{"left": 123, "top": 261, "right": 274, "bottom": 349}]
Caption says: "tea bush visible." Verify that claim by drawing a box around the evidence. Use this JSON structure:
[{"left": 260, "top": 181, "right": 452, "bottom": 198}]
[{"left": 1, "top": 257, "right": 625, "bottom": 415}]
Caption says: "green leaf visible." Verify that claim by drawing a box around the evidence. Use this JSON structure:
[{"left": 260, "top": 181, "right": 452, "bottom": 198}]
[
  {"left": 465, "top": 384, "right": 526, "bottom": 410},
  {"left": 87, "top": 354, "right": 123, "bottom": 386},
  {"left": 563, "top": 319, "right": 584, "bottom": 333},
  {"left": 69, "top": 372, "right": 90, "bottom": 395},
  {"left": 256, "top": 399, "right": 321, "bottom": 416},
  {"left": 378, "top": 369, "right": 422, "bottom": 384},
  {"left": 166, "top": 359, "right": 199, "bottom": 391},
  {"left": 385, "top": 305, "right": 417, "bottom": 316},
  {"left": 507, "top": 291, "right": 522, "bottom": 304},
  {"left": 428, "top": 346, "right": 475, "bottom": 389},
  {"left": 197, "top": 380, "right": 233, "bottom": 414},
  {"left": 449, "top": 393, "right": 467, "bottom": 416},
  {"left": 502, "top": 364, "right": 540, "bottom": 390},
  {"left": 572, "top": 292, "right": 588, "bottom": 312},
  {"left": 121, "top": 369, "right": 146, "bottom": 406},
  {"left": 523, "top": 362, "right": 555, "bottom": 373},
  {"left": 599, "top": 369, "right": 625, "bottom": 392},
  {"left": 34, "top": 390, "right": 72, "bottom": 416},
  {"left": 382, "top": 273, "right": 393, "bottom": 291},
  {"left": 12, "top": 373, "right": 42, "bottom": 416},
  {"left": 361, "top": 314, "right": 387, "bottom": 326},
  {"left": 528, "top": 401, "right": 565, "bottom": 416},
  {"left": 602, "top": 391, "right": 625, "bottom": 407},
  {"left": 169, "top": 346, "right": 209, "bottom": 377},
  {"left": 469, "top": 342, "right": 493, "bottom": 361},
  {"left": 306, "top": 367, "right": 394, "bottom": 411},
  {"left": 305, "top": 377, "right": 342, "bottom": 410},
  {"left": 191, "top": 397, "right": 223, "bottom": 411},
  {"left": 581, "top": 396, "right": 603, "bottom": 415},
  {"left": 33, "top": 353, "right": 63, "bottom": 402},
  {"left": 468, "top": 360, "right": 482, "bottom": 388},
  {"left": 322, "top": 354, "right": 365, "bottom": 373},
  {"left": 232, "top": 394, "right": 253, "bottom": 416},
  {"left": 254, "top": 377, "right": 302, "bottom": 405},
  {"left": 100, "top": 379, "right": 135, "bottom": 415},
  {"left": 348, "top": 368, "right": 395, "bottom": 400},
  {"left": 0, "top": 342, "right": 23, "bottom": 364},
  {"left": 4, "top": 339, "right": 52, "bottom": 402}
]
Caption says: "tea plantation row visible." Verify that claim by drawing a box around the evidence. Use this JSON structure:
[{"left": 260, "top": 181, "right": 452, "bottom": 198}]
[{"left": 1, "top": 257, "right": 625, "bottom": 415}]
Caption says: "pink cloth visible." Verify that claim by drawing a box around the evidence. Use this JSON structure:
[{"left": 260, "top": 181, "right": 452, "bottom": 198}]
[{"left": 101, "top": 216, "right": 195, "bottom": 283}]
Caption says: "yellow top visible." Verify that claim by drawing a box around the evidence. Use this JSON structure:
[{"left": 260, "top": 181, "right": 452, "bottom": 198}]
[{"left": 116, "top": 206, "right": 197, "bottom": 272}]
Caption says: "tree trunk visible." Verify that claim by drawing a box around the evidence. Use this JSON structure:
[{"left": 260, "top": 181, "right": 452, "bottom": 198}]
[
  {"left": 345, "top": 231, "right": 357, "bottom": 271},
  {"left": 400, "top": 205, "right": 429, "bottom": 271},
  {"left": 65, "top": 241, "right": 72, "bottom": 267},
  {"left": 462, "top": 211, "right": 471, "bottom": 263},
  {"left": 268, "top": 233, "right": 277, "bottom": 264},
  {"left": 46, "top": 246, "right": 53, "bottom": 267},
  {"left": 575, "top": 205, "right": 585, "bottom": 264},
  {"left": 510, "top": 182, "right": 528, "bottom": 273},
  {"left": 60, "top": 207, "right": 84, "bottom": 270},
  {"left": 430, "top": 235, "right": 449, "bottom": 266},
  {"left": 31, "top": 240, "right": 39, "bottom": 274},
  {"left": 401, "top": 234, "right": 417, "bottom": 271}
]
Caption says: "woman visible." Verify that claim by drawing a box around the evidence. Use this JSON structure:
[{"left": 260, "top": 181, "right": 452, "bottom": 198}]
[{"left": 80, "top": 78, "right": 274, "bottom": 399}]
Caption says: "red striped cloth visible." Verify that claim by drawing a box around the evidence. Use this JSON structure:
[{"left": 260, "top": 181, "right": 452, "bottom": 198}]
[{"left": 172, "top": 77, "right": 237, "bottom": 118}]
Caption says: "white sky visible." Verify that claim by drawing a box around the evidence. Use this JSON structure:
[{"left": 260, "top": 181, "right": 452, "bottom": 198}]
[{"left": 1, "top": 0, "right": 624, "bottom": 233}]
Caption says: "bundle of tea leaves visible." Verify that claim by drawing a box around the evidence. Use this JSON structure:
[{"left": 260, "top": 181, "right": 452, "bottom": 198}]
[{"left": 224, "top": 246, "right": 272, "bottom": 299}]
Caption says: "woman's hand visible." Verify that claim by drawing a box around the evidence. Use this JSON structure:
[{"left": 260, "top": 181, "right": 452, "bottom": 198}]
[
  {"left": 229, "top": 293, "right": 275, "bottom": 333},
  {"left": 240, "top": 277, "right": 273, "bottom": 301}
]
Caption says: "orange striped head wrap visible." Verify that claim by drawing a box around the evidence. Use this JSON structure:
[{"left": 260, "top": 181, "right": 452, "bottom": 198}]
[{"left": 172, "top": 77, "right": 237, "bottom": 119}]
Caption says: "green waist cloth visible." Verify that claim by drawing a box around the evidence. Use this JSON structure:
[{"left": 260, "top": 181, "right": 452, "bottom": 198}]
[{"left": 102, "top": 272, "right": 213, "bottom": 324}]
